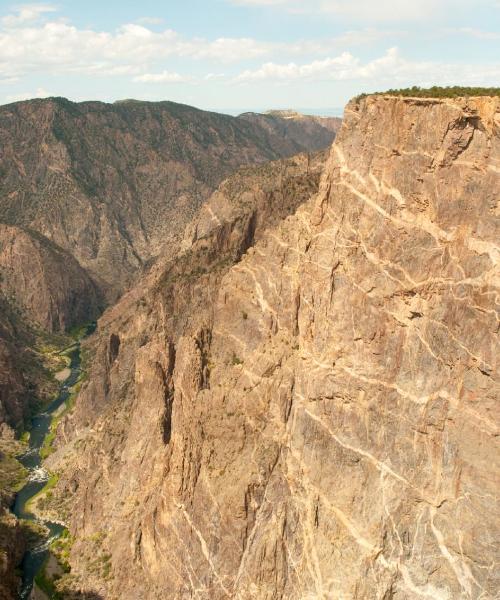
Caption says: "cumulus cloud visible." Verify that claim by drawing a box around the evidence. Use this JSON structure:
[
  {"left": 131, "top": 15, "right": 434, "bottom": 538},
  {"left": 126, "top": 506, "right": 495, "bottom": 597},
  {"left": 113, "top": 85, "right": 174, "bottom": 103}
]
[
  {"left": 0, "top": 18, "right": 278, "bottom": 79},
  {"left": 0, "top": 6, "right": 400, "bottom": 81},
  {"left": 234, "top": 47, "right": 500, "bottom": 86},
  {"left": 1, "top": 4, "right": 56, "bottom": 27},
  {"left": 0, "top": 3, "right": 498, "bottom": 104},
  {"left": 235, "top": 52, "right": 358, "bottom": 81},
  {"left": 133, "top": 70, "right": 192, "bottom": 83}
]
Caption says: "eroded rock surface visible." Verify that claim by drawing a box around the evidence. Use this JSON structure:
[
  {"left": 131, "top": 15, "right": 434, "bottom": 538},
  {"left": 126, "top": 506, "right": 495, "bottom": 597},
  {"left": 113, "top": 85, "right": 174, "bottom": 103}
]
[
  {"left": 0, "top": 224, "right": 102, "bottom": 332},
  {"left": 49, "top": 96, "right": 499, "bottom": 599}
]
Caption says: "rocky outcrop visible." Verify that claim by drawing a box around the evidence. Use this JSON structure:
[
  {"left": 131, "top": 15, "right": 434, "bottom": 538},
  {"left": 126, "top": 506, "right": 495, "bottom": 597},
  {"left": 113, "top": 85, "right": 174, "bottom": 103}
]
[
  {"left": 0, "top": 336, "right": 28, "bottom": 434},
  {"left": 0, "top": 297, "right": 33, "bottom": 433},
  {"left": 48, "top": 95, "right": 499, "bottom": 599},
  {"left": 0, "top": 435, "right": 28, "bottom": 600},
  {"left": 0, "top": 224, "right": 102, "bottom": 332},
  {"left": 0, "top": 292, "right": 69, "bottom": 431},
  {"left": 0, "top": 507, "right": 25, "bottom": 600},
  {"left": 0, "top": 98, "right": 338, "bottom": 301}
]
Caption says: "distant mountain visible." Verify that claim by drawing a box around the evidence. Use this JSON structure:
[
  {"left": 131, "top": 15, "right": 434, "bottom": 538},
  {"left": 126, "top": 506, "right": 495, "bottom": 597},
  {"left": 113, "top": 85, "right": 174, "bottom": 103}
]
[
  {"left": 0, "top": 97, "right": 340, "bottom": 308},
  {"left": 239, "top": 110, "right": 342, "bottom": 153}
]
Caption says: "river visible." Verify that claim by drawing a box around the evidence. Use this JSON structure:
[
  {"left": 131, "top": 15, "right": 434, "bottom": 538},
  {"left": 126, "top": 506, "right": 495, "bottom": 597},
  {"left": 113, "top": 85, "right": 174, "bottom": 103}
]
[{"left": 13, "top": 330, "right": 90, "bottom": 599}]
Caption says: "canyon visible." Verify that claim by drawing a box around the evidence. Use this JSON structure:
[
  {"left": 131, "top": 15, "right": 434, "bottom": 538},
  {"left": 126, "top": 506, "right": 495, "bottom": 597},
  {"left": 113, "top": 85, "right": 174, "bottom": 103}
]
[
  {"left": 0, "top": 93, "right": 498, "bottom": 599},
  {"left": 0, "top": 98, "right": 340, "bottom": 303}
]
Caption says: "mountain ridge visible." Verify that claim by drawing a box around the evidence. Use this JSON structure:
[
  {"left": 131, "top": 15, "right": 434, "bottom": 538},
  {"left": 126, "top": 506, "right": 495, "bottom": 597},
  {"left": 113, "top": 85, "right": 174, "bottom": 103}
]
[{"left": 0, "top": 96, "right": 341, "bottom": 306}]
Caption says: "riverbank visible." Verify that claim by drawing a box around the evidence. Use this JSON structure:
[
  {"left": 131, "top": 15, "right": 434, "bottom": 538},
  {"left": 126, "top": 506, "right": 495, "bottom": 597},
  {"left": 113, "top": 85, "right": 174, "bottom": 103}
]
[
  {"left": 9, "top": 323, "right": 95, "bottom": 599},
  {"left": 0, "top": 436, "right": 29, "bottom": 600}
]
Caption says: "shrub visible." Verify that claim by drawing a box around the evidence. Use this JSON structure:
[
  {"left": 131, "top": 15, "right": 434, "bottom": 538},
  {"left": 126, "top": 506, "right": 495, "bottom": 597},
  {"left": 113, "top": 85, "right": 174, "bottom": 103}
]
[
  {"left": 231, "top": 354, "right": 243, "bottom": 366},
  {"left": 356, "top": 86, "right": 500, "bottom": 100}
]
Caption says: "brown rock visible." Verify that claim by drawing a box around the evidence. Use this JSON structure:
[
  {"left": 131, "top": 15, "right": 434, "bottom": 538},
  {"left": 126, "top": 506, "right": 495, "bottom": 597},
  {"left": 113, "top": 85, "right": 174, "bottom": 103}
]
[
  {"left": 0, "top": 98, "right": 339, "bottom": 301},
  {"left": 0, "top": 224, "right": 101, "bottom": 332},
  {"left": 48, "top": 96, "right": 499, "bottom": 599}
]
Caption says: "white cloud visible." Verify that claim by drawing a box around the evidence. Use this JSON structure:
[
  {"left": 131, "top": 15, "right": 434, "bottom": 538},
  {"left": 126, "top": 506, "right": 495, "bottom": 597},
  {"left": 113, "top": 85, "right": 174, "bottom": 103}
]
[
  {"left": 0, "top": 15, "right": 405, "bottom": 81},
  {"left": 235, "top": 52, "right": 358, "bottom": 81},
  {"left": 6, "top": 86, "right": 51, "bottom": 103},
  {"left": 230, "top": 0, "right": 286, "bottom": 4},
  {"left": 0, "top": 3, "right": 413, "bottom": 84},
  {"left": 1, "top": 4, "right": 56, "bottom": 27},
  {"left": 229, "top": 0, "right": 472, "bottom": 22},
  {"left": 0, "top": 3, "right": 497, "bottom": 103},
  {"left": 0, "top": 18, "right": 279, "bottom": 79},
  {"left": 235, "top": 47, "right": 500, "bottom": 86},
  {"left": 204, "top": 73, "right": 227, "bottom": 80},
  {"left": 133, "top": 70, "right": 192, "bottom": 83}
]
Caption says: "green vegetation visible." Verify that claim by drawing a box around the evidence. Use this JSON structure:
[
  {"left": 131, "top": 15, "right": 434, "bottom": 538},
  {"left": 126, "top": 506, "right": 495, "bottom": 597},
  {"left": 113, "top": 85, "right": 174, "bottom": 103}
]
[
  {"left": 27, "top": 473, "right": 59, "bottom": 513},
  {"left": 34, "top": 557, "right": 64, "bottom": 600},
  {"left": 40, "top": 370, "right": 85, "bottom": 459},
  {"left": 40, "top": 426, "right": 57, "bottom": 460},
  {"left": 21, "top": 327, "right": 74, "bottom": 419},
  {"left": 67, "top": 321, "right": 94, "bottom": 341},
  {"left": 50, "top": 528, "right": 74, "bottom": 572},
  {"left": 39, "top": 324, "right": 92, "bottom": 459},
  {"left": 357, "top": 86, "right": 500, "bottom": 100},
  {"left": 231, "top": 353, "right": 243, "bottom": 366},
  {"left": 0, "top": 439, "right": 28, "bottom": 499}
]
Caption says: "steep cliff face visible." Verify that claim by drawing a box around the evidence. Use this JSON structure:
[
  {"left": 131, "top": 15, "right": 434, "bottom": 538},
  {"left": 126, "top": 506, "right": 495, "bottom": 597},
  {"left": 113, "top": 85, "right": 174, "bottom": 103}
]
[
  {"left": 0, "top": 98, "right": 338, "bottom": 300},
  {"left": 0, "top": 224, "right": 102, "bottom": 332},
  {"left": 0, "top": 297, "right": 33, "bottom": 432},
  {"left": 49, "top": 96, "right": 499, "bottom": 599}
]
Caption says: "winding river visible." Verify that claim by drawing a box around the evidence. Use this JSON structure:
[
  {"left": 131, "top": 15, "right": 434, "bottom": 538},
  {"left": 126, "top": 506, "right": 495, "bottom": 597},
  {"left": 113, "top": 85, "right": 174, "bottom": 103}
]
[{"left": 13, "top": 335, "right": 87, "bottom": 599}]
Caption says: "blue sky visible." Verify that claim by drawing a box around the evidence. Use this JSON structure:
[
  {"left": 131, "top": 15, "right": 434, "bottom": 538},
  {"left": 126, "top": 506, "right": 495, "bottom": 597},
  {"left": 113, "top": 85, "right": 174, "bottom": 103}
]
[{"left": 0, "top": 0, "right": 499, "bottom": 113}]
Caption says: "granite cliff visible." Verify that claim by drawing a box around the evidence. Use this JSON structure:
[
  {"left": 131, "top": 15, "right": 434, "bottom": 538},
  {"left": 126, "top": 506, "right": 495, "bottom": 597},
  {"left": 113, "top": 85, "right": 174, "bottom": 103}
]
[{"left": 45, "top": 94, "right": 499, "bottom": 599}]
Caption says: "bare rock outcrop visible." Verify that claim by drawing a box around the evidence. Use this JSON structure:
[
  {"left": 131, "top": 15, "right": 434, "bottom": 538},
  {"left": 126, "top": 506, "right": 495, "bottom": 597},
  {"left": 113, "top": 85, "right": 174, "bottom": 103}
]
[
  {"left": 49, "top": 96, "right": 499, "bottom": 599},
  {"left": 0, "top": 224, "right": 102, "bottom": 332}
]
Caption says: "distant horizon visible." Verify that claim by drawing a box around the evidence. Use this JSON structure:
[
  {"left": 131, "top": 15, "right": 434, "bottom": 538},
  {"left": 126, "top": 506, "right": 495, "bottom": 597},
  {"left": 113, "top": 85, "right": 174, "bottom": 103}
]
[
  {"left": 0, "top": 1, "right": 498, "bottom": 109},
  {"left": 0, "top": 92, "right": 345, "bottom": 117}
]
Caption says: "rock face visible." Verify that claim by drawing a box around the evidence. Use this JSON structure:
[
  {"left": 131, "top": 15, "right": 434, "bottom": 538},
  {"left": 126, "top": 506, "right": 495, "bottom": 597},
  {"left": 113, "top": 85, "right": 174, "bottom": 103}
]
[
  {"left": 0, "top": 98, "right": 339, "bottom": 301},
  {"left": 49, "top": 96, "right": 499, "bottom": 599},
  {"left": 0, "top": 436, "right": 27, "bottom": 600},
  {"left": 0, "top": 224, "right": 102, "bottom": 332},
  {"left": 0, "top": 297, "right": 33, "bottom": 432},
  {"left": 0, "top": 507, "right": 25, "bottom": 600},
  {"left": 0, "top": 336, "right": 27, "bottom": 433}
]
